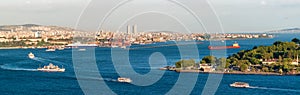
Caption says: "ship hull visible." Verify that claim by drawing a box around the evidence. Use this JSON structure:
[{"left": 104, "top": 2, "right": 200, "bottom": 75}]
[
  {"left": 37, "top": 68, "right": 65, "bottom": 72},
  {"left": 208, "top": 46, "right": 240, "bottom": 50}
]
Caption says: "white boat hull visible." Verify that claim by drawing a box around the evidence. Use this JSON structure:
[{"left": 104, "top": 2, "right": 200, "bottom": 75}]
[
  {"left": 37, "top": 68, "right": 65, "bottom": 72},
  {"left": 28, "top": 53, "right": 35, "bottom": 59},
  {"left": 117, "top": 78, "right": 132, "bottom": 83}
]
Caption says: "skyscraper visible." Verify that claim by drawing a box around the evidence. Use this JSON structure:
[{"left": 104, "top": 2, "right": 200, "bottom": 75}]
[
  {"left": 133, "top": 24, "right": 137, "bottom": 34},
  {"left": 127, "top": 25, "right": 131, "bottom": 34},
  {"left": 34, "top": 31, "right": 41, "bottom": 38}
]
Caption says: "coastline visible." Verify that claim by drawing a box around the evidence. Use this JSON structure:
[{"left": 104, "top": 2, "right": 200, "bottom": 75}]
[
  {"left": 0, "top": 47, "right": 22, "bottom": 49},
  {"left": 161, "top": 68, "right": 299, "bottom": 76},
  {"left": 176, "top": 70, "right": 282, "bottom": 75}
]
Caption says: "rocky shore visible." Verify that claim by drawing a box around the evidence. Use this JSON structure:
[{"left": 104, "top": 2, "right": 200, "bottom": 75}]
[{"left": 160, "top": 66, "right": 300, "bottom": 76}]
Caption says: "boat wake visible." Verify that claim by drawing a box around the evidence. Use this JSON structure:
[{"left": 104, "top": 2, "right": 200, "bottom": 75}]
[
  {"left": 32, "top": 57, "right": 66, "bottom": 65},
  {"left": 76, "top": 77, "right": 117, "bottom": 82},
  {"left": 249, "top": 86, "right": 300, "bottom": 92},
  {"left": 0, "top": 64, "right": 37, "bottom": 71},
  {"left": 31, "top": 57, "right": 48, "bottom": 62}
]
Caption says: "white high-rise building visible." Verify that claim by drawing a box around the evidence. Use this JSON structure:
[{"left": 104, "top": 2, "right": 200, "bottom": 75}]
[
  {"left": 133, "top": 24, "right": 137, "bottom": 34},
  {"left": 127, "top": 25, "right": 131, "bottom": 34},
  {"left": 34, "top": 31, "right": 41, "bottom": 38}
]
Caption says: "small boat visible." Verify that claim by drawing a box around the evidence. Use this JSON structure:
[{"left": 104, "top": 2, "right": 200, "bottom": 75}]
[
  {"left": 230, "top": 82, "right": 250, "bottom": 88},
  {"left": 37, "top": 63, "right": 65, "bottom": 72},
  {"left": 28, "top": 52, "right": 35, "bottom": 59},
  {"left": 46, "top": 48, "right": 56, "bottom": 52},
  {"left": 117, "top": 77, "right": 132, "bottom": 83}
]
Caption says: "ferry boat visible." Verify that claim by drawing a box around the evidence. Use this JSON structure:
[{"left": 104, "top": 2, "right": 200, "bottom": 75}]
[
  {"left": 230, "top": 82, "right": 250, "bottom": 88},
  {"left": 37, "top": 63, "right": 65, "bottom": 72},
  {"left": 117, "top": 77, "right": 132, "bottom": 83},
  {"left": 28, "top": 52, "right": 35, "bottom": 59},
  {"left": 208, "top": 42, "right": 240, "bottom": 50}
]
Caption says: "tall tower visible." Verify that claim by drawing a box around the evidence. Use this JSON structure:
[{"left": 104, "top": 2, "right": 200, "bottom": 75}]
[
  {"left": 133, "top": 24, "right": 137, "bottom": 34},
  {"left": 127, "top": 25, "right": 131, "bottom": 34}
]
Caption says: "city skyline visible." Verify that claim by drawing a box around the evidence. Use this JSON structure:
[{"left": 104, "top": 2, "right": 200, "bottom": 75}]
[{"left": 0, "top": 0, "right": 300, "bottom": 33}]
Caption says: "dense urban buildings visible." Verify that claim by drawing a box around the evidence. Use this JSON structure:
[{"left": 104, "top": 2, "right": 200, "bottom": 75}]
[{"left": 0, "top": 24, "right": 273, "bottom": 48}]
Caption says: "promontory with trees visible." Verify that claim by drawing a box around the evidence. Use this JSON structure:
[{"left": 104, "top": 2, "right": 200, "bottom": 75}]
[{"left": 162, "top": 38, "right": 300, "bottom": 75}]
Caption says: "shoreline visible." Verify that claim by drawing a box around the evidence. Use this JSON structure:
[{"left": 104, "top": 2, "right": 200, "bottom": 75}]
[
  {"left": 161, "top": 69, "right": 299, "bottom": 76},
  {"left": 0, "top": 47, "right": 22, "bottom": 49},
  {"left": 178, "top": 70, "right": 282, "bottom": 75}
]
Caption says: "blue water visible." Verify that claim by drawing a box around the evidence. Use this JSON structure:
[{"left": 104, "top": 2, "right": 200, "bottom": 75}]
[{"left": 0, "top": 33, "right": 299, "bottom": 95}]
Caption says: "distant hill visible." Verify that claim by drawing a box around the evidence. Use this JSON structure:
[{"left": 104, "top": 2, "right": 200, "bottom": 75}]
[
  {"left": 267, "top": 28, "right": 300, "bottom": 33},
  {"left": 20, "top": 24, "right": 41, "bottom": 27},
  {"left": 0, "top": 24, "right": 75, "bottom": 32}
]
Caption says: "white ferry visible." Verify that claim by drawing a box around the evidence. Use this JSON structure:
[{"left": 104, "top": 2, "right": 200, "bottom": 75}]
[
  {"left": 117, "top": 77, "right": 132, "bottom": 83},
  {"left": 37, "top": 63, "right": 65, "bottom": 72},
  {"left": 230, "top": 82, "right": 250, "bottom": 88},
  {"left": 28, "top": 52, "right": 35, "bottom": 59}
]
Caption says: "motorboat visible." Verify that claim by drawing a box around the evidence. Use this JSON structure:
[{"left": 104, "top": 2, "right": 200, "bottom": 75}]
[
  {"left": 37, "top": 63, "right": 65, "bottom": 72},
  {"left": 28, "top": 52, "right": 35, "bottom": 59},
  {"left": 230, "top": 82, "right": 250, "bottom": 88},
  {"left": 117, "top": 77, "right": 132, "bottom": 83}
]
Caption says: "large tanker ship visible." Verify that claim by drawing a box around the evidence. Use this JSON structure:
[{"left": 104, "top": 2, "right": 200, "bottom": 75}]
[{"left": 208, "top": 42, "right": 240, "bottom": 50}]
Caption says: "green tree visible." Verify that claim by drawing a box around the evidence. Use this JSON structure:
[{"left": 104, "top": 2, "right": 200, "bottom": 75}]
[
  {"left": 292, "top": 38, "right": 300, "bottom": 44},
  {"left": 240, "top": 64, "right": 248, "bottom": 72},
  {"left": 175, "top": 59, "right": 196, "bottom": 68},
  {"left": 201, "top": 56, "right": 216, "bottom": 65},
  {"left": 273, "top": 41, "right": 283, "bottom": 46},
  {"left": 262, "top": 67, "right": 269, "bottom": 72}
]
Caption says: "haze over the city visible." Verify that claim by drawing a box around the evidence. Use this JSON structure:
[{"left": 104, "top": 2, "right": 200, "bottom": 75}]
[{"left": 0, "top": 0, "right": 299, "bottom": 33}]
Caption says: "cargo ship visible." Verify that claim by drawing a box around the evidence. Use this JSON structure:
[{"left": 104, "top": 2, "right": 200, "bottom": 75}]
[{"left": 208, "top": 42, "right": 240, "bottom": 50}]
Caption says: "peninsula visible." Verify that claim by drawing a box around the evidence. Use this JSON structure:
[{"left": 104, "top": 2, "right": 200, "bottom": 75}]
[{"left": 162, "top": 38, "right": 300, "bottom": 75}]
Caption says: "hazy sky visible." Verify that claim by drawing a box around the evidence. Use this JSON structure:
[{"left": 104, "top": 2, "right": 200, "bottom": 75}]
[{"left": 0, "top": 0, "right": 299, "bottom": 33}]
